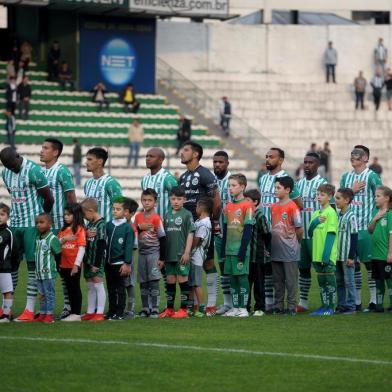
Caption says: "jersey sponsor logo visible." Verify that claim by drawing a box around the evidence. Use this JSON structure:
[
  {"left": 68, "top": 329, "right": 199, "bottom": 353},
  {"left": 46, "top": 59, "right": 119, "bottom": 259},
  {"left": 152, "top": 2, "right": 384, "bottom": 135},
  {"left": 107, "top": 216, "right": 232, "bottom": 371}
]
[
  {"left": 385, "top": 265, "right": 391, "bottom": 273},
  {"left": 186, "top": 182, "right": 190, "bottom": 187},
  {"left": 194, "top": 172, "right": 200, "bottom": 177},
  {"left": 175, "top": 217, "right": 183, "bottom": 225},
  {"left": 11, "top": 196, "right": 27, "bottom": 203},
  {"left": 62, "top": 243, "right": 76, "bottom": 249},
  {"left": 118, "top": 237, "right": 124, "bottom": 244}
]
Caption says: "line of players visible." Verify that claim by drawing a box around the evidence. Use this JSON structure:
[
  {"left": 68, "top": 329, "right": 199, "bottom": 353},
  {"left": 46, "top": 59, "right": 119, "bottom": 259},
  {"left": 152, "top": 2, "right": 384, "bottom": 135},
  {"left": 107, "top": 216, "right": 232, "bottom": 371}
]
[{"left": 0, "top": 139, "right": 383, "bottom": 320}]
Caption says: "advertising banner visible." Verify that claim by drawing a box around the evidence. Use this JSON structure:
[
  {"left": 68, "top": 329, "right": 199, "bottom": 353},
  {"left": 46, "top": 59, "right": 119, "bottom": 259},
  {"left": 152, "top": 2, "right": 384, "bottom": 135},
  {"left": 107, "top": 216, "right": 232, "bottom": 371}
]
[{"left": 79, "top": 17, "right": 156, "bottom": 93}]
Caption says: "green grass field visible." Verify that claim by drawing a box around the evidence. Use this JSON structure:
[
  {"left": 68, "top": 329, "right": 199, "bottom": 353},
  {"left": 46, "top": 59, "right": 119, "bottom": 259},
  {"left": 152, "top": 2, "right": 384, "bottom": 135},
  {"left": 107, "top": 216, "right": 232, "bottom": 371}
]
[{"left": 1, "top": 263, "right": 392, "bottom": 392}]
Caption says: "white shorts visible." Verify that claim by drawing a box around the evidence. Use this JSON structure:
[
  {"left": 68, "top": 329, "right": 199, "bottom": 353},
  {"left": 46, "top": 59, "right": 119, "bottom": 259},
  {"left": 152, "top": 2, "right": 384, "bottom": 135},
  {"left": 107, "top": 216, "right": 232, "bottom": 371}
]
[{"left": 0, "top": 273, "right": 13, "bottom": 293}]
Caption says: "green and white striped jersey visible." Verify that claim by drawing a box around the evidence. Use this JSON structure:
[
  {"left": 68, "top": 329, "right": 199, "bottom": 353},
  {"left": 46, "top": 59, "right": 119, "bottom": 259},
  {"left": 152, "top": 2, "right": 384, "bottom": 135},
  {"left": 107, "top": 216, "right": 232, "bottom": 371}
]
[
  {"left": 84, "top": 174, "right": 122, "bottom": 222},
  {"left": 340, "top": 168, "right": 382, "bottom": 231},
  {"left": 337, "top": 208, "right": 358, "bottom": 262},
  {"left": 35, "top": 231, "right": 61, "bottom": 280},
  {"left": 141, "top": 168, "right": 177, "bottom": 221},
  {"left": 2, "top": 158, "right": 48, "bottom": 228},
  {"left": 296, "top": 174, "right": 327, "bottom": 240},
  {"left": 44, "top": 162, "right": 75, "bottom": 230},
  {"left": 258, "top": 170, "right": 300, "bottom": 227},
  {"left": 215, "top": 170, "right": 231, "bottom": 229}
]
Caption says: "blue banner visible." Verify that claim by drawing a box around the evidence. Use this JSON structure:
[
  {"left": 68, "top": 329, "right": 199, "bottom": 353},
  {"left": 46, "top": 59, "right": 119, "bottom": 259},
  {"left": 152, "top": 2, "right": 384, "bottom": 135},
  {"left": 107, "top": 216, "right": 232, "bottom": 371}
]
[{"left": 79, "top": 17, "right": 156, "bottom": 93}]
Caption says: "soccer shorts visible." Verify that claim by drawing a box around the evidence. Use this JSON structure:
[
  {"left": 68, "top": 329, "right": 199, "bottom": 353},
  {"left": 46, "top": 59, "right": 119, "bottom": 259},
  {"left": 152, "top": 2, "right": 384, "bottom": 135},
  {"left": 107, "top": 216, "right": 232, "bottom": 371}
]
[
  {"left": 357, "top": 230, "right": 372, "bottom": 263},
  {"left": 214, "top": 235, "right": 223, "bottom": 264},
  {"left": 312, "top": 262, "right": 336, "bottom": 274},
  {"left": 224, "top": 255, "right": 250, "bottom": 276},
  {"left": 298, "top": 239, "right": 312, "bottom": 270},
  {"left": 83, "top": 263, "right": 104, "bottom": 279},
  {"left": 0, "top": 273, "right": 13, "bottom": 293},
  {"left": 123, "top": 266, "right": 135, "bottom": 287},
  {"left": 11, "top": 226, "right": 37, "bottom": 264},
  {"left": 137, "top": 252, "right": 162, "bottom": 283},
  {"left": 189, "top": 263, "right": 203, "bottom": 287},
  {"left": 165, "top": 261, "right": 190, "bottom": 277},
  {"left": 371, "top": 260, "right": 392, "bottom": 280}
]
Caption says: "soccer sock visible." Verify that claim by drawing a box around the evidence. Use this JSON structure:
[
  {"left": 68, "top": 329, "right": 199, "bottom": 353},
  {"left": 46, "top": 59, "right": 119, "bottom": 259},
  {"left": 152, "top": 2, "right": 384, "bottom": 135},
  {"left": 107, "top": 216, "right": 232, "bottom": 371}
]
[
  {"left": 94, "top": 282, "right": 106, "bottom": 314},
  {"left": 230, "top": 275, "right": 240, "bottom": 308},
  {"left": 3, "top": 299, "right": 13, "bottom": 316},
  {"left": 179, "top": 281, "right": 190, "bottom": 309},
  {"left": 140, "top": 282, "right": 150, "bottom": 311},
  {"left": 317, "top": 274, "right": 327, "bottom": 308},
  {"left": 166, "top": 283, "right": 176, "bottom": 309},
  {"left": 26, "top": 270, "right": 37, "bottom": 312},
  {"left": 354, "top": 265, "right": 362, "bottom": 306},
  {"left": 325, "top": 274, "right": 337, "bottom": 310},
  {"left": 206, "top": 268, "right": 218, "bottom": 307},
  {"left": 11, "top": 271, "right": 18, "bottom": 290},
  {"left": 238, "top": 274, "right": 250, "bottom": 309},
  {"left": 367, "top": 269, "right": 377, "bottom": 305},
  {"left": 61, "top": 275, "right": 71, "bottom": 310},
  {"left": 87, "top": 282, "right": 96, "bottom": 314},
  {"left": 220, "top": 275, "right": 233, "bottom": 308},
  {"left": 375, "top": 279, "right": 385, "bottom": 310},
  {"left": 386, "top": 279, "right": 392, "bottom": 307},
  {"left": 126, "top": 285, "right": 135, "bottom": 312},
  {"left": 150, "top": 280, "right": 160, "bottom": 312},
  {"left": 298, "top": 268, "right": 311, "bottom": 309},
  {"left": 265, "top": 270, "right": 274, "bottom": 309}
]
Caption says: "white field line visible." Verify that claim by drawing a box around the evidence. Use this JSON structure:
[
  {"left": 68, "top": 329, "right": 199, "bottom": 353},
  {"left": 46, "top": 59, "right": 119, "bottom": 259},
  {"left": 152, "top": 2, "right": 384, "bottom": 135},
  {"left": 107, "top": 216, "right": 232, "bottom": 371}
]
[{"left": 0, "top": 336, "right": 391, "bottom": 366}]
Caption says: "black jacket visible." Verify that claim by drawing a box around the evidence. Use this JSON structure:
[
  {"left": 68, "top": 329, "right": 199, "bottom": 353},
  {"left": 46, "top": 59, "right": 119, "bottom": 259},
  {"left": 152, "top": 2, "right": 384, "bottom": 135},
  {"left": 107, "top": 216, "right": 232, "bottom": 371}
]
[{"left": 0, "top": 224, "right": 18, "bottom": 272}]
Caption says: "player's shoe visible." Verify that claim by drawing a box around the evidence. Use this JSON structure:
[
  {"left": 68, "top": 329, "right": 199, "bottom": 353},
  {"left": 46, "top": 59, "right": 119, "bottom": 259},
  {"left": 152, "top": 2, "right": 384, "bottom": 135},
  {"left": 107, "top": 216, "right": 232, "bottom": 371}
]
[
  {"left": 33, "top": 313, "right": 46, "bottom": 323},
  {"left": 309, "top": 307, "right": 325, "bottom": 316},
  {"left": 205, "top": 306, "right": 217, "bottom": 317},
  {"left": 43, "top": 314, "right": 55, "bottom": 324},
  {"left": 90, "top": 313, "right": 105, "bottom": 321},
  {"left": 363, "top": 302, "right": 377, "bottom": 313},
  {"left": 172, "top": 308, "right": 189, "bottom": 319},
  {"left": 159, "top": 308, "right": 175, "bottom": 318},
  {"left": 295, "top": 305, "right": 309, "bottom": 313},
  {"left": 81, "top": 313, "right": 95, "bottom": 321},
  {"left": 192, "top": 310, "right": 204, "bottom": 318},
  {"left": 236, "top": 308, "right": 249, "bottom": 317},
  {"left": 320, "top": 309, "right": 334, "bottom": 316},
  {"left": 222, "top": 308, "right": 239, "bottom": 317},
  {"left": 0, "top": 314, "right": 11, "bottom": 323},
  {"left": 0, "top": 309, "right": 3, "bottom": 317},
  {"left": 123, "top": 311, "right": 135, "bottom": 319},
  {"left": 355, "top": 304, "right": 362, "bottom": 312},
  {"left": 137, "top": 310, "right": 150, "bottom": 318},
  {"left": 253, "top": 310, "right": 265, "bottom": 317},
  {"left": 149, "top": 311, "right": 160, "bottom": 319},
  {"left": 15, "top": 309, "right": 35, "bottom": 322},
  {"left": 61, "top": 314, "right": 81, "bottom": 322},
  {"left": 216, "top": 304, "right": 231, "bottom": 315},
  {"left": 60, "top": 308, "right": 72, "bottom": 320}
]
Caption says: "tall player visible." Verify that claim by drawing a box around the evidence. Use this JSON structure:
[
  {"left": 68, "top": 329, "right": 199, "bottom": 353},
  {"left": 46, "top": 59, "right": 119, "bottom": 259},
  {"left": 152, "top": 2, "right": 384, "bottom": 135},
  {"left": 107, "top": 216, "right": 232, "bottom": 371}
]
[
  {"left": 40, "top": 138, "right": 76, "bottom": 319},
  {"left": 258, "top": 147, "right": 302, "bottom": 311},
  {"left": 340, "top": 145, "right": 382, "bottom": 312},
  {"left": 296, "top": 152, "right": 327, "bottom": 312},
  {"left": 180, "top": 142, "right": 221, "bottom": 316},
  {"left": 84, "top": 147, "right": 122, "bottom": 222},
  {"left": 212, "top": 150, "right": 233, "bottom": 314},
  {"left": 0, "top": 147, "right": 54, "bottom": 322}
]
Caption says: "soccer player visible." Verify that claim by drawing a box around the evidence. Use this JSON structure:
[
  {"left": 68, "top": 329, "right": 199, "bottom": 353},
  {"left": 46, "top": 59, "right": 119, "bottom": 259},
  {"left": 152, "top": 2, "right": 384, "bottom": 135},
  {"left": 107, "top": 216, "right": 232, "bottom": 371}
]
[
  {"left": 296, "top": 152, "right": 328, "bottom": 312},
  {"left": 40, "top": 137, "right": 76, "bottom": 319},
  {"left": 340, "top": 145, "right": 382, "bottom": 311},
  {"left": 258, "top": 147, "right": 302, "bottom": 312},
  {"left": 34, "top": 213, "right": 61, "bottom": 323},
  {"left": 221, "top": 174, "right": 254, "bottom": 317},
  {"left": 0, "top": 147, "right": 54, "bottom": 322},
  {"left": 84, "top": 147, "right": 122, "bottom": 222},
  {"left": 141, "top": 147, "right": 177, "bottom": 221},
  {"left": 309, "top": 184, "right": 339, "bottom": 316},
  {"left": 213, "top": 150, "right": 233, "bottom": 315},
  {"left": 160, "top": 187, "right": 195, "bottom": 319},
  {"left": 179, "top": 141, "right": 221, "bottom": 316}
]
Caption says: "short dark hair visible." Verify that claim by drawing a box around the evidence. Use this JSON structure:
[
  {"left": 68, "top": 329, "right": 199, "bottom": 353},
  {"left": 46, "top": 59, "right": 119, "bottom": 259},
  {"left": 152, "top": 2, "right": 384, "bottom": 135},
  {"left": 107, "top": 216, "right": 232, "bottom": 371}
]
[
  {"left": 170, "top": 187, "right": 186, "bottom": 197},
  {"left": 244, "top": 189, "right": 261, "bottom": 206},
  {"left": 318, "top": 183, "right": 335, "bottom": 197},
  {"left": 87, "top": 147, "right": 108, "bottom": 166},
  {"left": 37, "top": 212, "right": 52, "bottom": 224},
  {"left": 270, "top": 147, "right": 285, "bottom": 159},
  {"left": 142, "top": 188, "right": 158, "bottom": 201},
  {"left": 305, "top": 152, "right": 320, "bottom": 161},
  {"left": 213, "top": 150, "right": 229, "bottom": 160},
  {"left": 0, "top": 202, "right": 10, "bottom": 216},
  {"left": 45, "top": 138, "right": 63, "bottom": 157},
  {"left": 275, "top": 176, "right": 294, "bottom": 192},
  {"left": 337, "top": 187, "right": 354, "bottom": 203},
  {"left": 123, "top": 197, "right": 139, "bottom": 214},
  {"left": 354, "top": 145, "right": 370, "bottom": 158},
  {"left": 183, "top": 141, "right": 203, "bottom": 160},
  {"left": 197, "top": 198, "right": 212, "bottom": 215},
  {"left": 229, "top": 173, "right": 247, "bottom": 187}
]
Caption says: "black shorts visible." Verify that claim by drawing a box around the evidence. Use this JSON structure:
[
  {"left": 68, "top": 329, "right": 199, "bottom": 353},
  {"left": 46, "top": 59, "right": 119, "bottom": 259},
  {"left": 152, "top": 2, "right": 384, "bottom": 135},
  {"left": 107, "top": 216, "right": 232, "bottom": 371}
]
[
  {"left": 206, "top": 234, "right": 215, "bottom": 261},
  {"left": 372, "top": 260, "right": 392, "bottom": 280}
]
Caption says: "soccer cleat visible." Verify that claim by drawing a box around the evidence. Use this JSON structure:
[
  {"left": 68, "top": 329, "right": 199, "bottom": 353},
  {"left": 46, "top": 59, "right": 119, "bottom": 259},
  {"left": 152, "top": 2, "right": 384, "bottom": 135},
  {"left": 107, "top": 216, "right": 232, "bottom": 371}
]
[
  {"left": 149, "top": 311, "right": 160, "bottom": 319},
  {"left": 342, "top": 309, "right": 356, "bottom": 315},
  {"left": 81, "top": 313, "right": 96, "bottom": 321},
  {"left": 137, "top": 310, "right": 150, "bottom": 318},
  {"left": 236, "top": 308, "right": 249, "bottom": 317},
  {"left": 253, "top": 310, "right": 265, "bottom": 317},
  {"left": 90, "top": 313, "right": 105, "bottom": 321},
  {"left": 43, "top": 314, "right": 55, "bottom": 324},
  {"left": 310, "top": 307, "right": 326, "bottom": 316},
  {"left": 273, "top": 308, "right": 285, "bottom": 315},
  {"left": 222, "top": 308, "right": 239, "bottom": 317},
  {"left": 33, "top": 313, "right": 46, "bottom": 323},
  {"left": 0, "top": 309, "right": 3, "bottom": 317},
  {"left": 123, "top": 311, "right": 135, "bottom": 319},
  {"left": 363, "top": 303, "right": 377, "bottom": 313},
  {"left": 375, "top": 308, "right": 385, "bottom": 313},
  {"left": 216, "top": 304, "right": 231, "bottom": 315},
  {"left": 192, "top": 310, "right": 204, "bottom": 318},
  {"left": 0, "top": 314, "right": 11, "bottom": 323},
  {"left": 295, "top": 304, "right": 309, "bottom": 313},
  {"left": 205, "top": 306, "right": 217, "bottom": 317},
  {"left": 60, "top": 308, "right": 72, "bottom": 320},
  {"left": 320, "top": 309, "right": 334, "bottom": 316},
  {"left": 15, "top": 309, "right": 35, "bottom": 322},
  {"left": 171, "top": 308, "right": 189, "bottom": 319},
  {"left": 61, "top": 314, "right": 81, "bottom": 322},
  {"left": 355, "top": 304, "right": 362, "bottom": 312},
  {"left": 159, "top": 308, "right": 175, "bottom": 318}
]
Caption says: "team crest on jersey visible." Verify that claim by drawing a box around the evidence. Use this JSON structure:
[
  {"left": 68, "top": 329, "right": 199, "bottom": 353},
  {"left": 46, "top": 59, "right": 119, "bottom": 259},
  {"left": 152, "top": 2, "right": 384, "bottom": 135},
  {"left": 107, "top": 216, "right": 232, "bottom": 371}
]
[
  {"left": 179, "top": 265, "right": 185, "bottom": 271},
  {"left": 41, "top": 243, "right": 49, "bottom": 252},
  {"left": 192, "top": 177, "right": 199, "bottom": 186},
  {"left": 281, "top": 212, "right": 288, "bottom": 220},
  {"left": 235, "top": 209, "right": 242, "bottom": 217},
  {"left": 187, "top": 175, "right": 191, "bottom": 181},
  {"left": 237, "top": 262, "right": 243, "bottom": 270},
  {"left": 175, "top": 217, "right": 183, "bottom": 225},
  {"left": 385, "top": 265, "right": 391, "bottom": 273},
  {"left": 118, "top": 238, "right": 124, "bottom": 244},
  {"left": 186, "top": 182, "right": 190, "bottom": 188},
  {"left": 381, "top": 218, "right": 387, "bottom": 227}
]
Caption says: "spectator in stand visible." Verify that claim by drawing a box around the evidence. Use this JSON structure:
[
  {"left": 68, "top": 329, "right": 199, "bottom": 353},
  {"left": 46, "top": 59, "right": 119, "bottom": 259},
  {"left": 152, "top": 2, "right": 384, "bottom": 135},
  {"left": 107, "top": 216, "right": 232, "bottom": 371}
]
[
  {"left": 6, "top": 60, "right": 16, "bottom": 81},
  {"left": 176, "top": 115, "right": 192, "bottom": 155},
  {"left": 17, "top": 75, "right": 32, "bottom": 120},
  {"left": 354, "top": 71, "right": 367, "bottom": 110},
  {"left": 307, "top": 143, "right": 318, "bottom": 154},
  {"left": 374, "top": 38, "right": 388, "bottom": 71},
  {"left": 319, "top": 141, "right": 331, "bottom": 181},
  {"left": 324, "top": 41, "right": 337, "bottom": 83},
  {"left": 370, "top": 69, "right": 384, "bottom": 111},
  {"left": 58, "top": 61, "right": 74, "bottom": 91},
  {"left": 5, "top": 76, "right": 17, "bottom": 115},
  {"left": 219, "top": 96, "right": 232, "bottom": 136},
  {"left": 15, "top": 61, "right": 25, "bottom": 85},
  {"left": 127, "top": 118, "right": 144, "bottom": 167},
  {"left": 10, "top": 42, "right": 20, "bottom": 68},
  {"left": 20, "top": 41, "right": 32, "bottom": 69},
  {"left": 48, "top": 40, "right": 61, "bottom": 81},
  {"left": 72, "top": 138, "right": 82, "bottom": 187},
  {"left": 384, "top": 68, "right": 392, "bottom": 111},
  {"left": 92, "top": 82, "right": 109, "bottom": 112},
  {"left": 121, "top": 84, "right": 140, "bottom": 113},
  {"left": 4, "top": 110, "right": 16, "bottom": 150},
  {"left": 369, "top": 157, "right": 383, "bottom": 176}
]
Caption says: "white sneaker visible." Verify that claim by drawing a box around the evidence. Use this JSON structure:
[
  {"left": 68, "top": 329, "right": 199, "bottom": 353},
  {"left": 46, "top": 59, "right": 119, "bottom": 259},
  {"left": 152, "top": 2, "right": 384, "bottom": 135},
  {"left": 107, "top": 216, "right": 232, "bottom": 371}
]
[
  {"left": 236, "top": 308, "right": 249, "bottom": 317},
  {"left": 0, "top": 315, "right": 11, "bottom": 323},
  {"left": 216, "top": 304, "right": 232, "bottom": 315},
  {"left": 61, "top": 314, "right": 81, "bottom": 322},
  {"left": 253, "top": 310, "right": 265, "bottom": 317},
  {"left": 222, "top": 308, "right": 239, "bottom": 317}
]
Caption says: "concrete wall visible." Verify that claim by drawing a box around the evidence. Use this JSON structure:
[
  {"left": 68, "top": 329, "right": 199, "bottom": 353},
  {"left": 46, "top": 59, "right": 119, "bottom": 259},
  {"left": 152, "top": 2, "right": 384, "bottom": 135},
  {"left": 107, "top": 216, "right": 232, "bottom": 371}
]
[{"left": 157, "top": 21, "right": 392, "bottom": 83}]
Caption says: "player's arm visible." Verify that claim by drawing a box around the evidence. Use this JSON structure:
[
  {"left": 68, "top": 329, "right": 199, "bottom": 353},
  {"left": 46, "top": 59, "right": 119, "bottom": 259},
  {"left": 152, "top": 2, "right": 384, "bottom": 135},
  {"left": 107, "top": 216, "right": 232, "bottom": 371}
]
[
  {"left": 65, "top": 190, "right": 77, "bottom": 205},
  {"left": 321, "top": 232, "right": 336, "bottom": 265},
  {"left": 107, "top": 178, "right": 123, "bottom": 204},
  {"left": 31, "top": 167, "right": 54, "bottom": 212},
  {"left": 290, "top": 183, "right": 303, "bottom": 210},
  {"left": 294, "top": 209, "right": 303, "bottom": 242},
  {"left": 211, "top": 187, "right": 221, "bottom": 223},
  {"left": 157, "top": 217, "right": 166, "bottom": 268},
  {"left": 37, "top": 186, "right": 54, "bottom": 213},
  {"left": 192, "top": 236, "right": 202, "bottom": 248},
  {"left": 93, "top": 224, "right": 107, "bottom": 268},
  {"left": 120, "top": 225, "right": 133, "bottom": 276},
  {"left": 259, "top": 216, "right": 271, "bottom": 253},
  {"left": 51, "top": 237, "right": 62, "bottom": 272},
  {"left": 308, "top": 214, "right": 321, "bottom": 238},
  {"left": 238, "top": 205, "right": 254, "bottom": 262},
  {"left": 181, "top": 232, "right": 194, "bottom": 265},
  {"left": 368, "top": 210, "right": 386, "bottom": 233}
]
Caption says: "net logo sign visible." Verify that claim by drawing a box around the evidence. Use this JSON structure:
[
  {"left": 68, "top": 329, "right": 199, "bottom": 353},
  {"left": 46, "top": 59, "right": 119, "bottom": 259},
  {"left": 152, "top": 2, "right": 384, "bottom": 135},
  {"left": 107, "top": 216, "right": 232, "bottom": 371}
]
[{"left": 100, "top": 38, "right": 137, "bottom": 86}]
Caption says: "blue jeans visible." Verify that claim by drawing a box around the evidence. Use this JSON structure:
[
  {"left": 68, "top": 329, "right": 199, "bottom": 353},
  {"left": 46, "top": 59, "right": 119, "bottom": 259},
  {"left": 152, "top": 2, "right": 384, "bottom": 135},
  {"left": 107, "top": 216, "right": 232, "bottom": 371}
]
[
  {"left": 73, "top": 163, "right": 81, "bottom": 187},
  {"left": 336, "top": 260, "right": 356, "bottom": 310},
  {"left": 128, "top": 142, "right": 141, "bottom": 167},
  {"left": 37, "top": 278, "right": 56, "bottom": 314}
]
